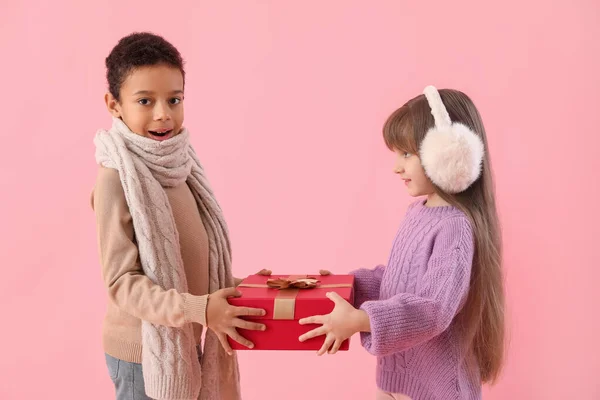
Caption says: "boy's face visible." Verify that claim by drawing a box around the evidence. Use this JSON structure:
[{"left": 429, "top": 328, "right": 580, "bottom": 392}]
[{"left": 105, "top": 64, "right": 184, "bottom": 141}]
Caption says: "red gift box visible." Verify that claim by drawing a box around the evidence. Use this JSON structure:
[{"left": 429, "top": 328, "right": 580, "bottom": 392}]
[{"left": 227, "top": 273, "right": 355, "bottom": 351}]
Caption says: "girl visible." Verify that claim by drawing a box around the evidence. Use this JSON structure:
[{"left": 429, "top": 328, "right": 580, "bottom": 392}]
[
  {"left": 92, "top": 32, "right": 266, "bottom": 400},
  {"left": 299, "top": 86, "right": 505, "bottom": 400}
]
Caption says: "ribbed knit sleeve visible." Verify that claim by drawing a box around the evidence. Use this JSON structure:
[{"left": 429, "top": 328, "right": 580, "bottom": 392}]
[
  {"left": 360, "top": 217, "right": 474, "bottom": 357},
  {"left": 350, "top": 265, "right": 386, "bottom": 308},
  {"left": 94, "top": 167, "right": 209, "bottom": 327}
]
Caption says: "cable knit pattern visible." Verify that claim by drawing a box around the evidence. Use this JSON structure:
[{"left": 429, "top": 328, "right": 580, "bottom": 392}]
[
  {"left": 94, "top": 117, "right": 240, "bottom": 400},
  {"left": 351, "top": 200, "right": 480, "bottom": 400}
]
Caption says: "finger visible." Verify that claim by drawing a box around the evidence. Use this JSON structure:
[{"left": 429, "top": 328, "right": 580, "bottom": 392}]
[
  {"left": 299, "top": 315, "right": 325, "bottom": 325},
  {"left": 233, "top": 318, "right": 266, "bottom": 331},
  {"left": 233, "top": 306, "right": 266, "bottom": 317},
  {"left": 326, "top": 291, "right": 344, "bottom": 304},
  {"left": 228, "top": 329, "right": 255, "bottom": 349},
  {"left": 317, "top": 334, "right": 335, "bottom": 356},
  {"left": 257, "top": 269, "right": 272, "bottom": 276},
  {"left": 219, "top": 287, "right": 241, "bottom": 298},
  {"left": 216, "top": 332, "right": 233, "bottom": 356},
  {"left": 329, "top": 339, "right": 343, "bottom": 354},
  {"left": 299, "top": 326, "right": 327, "bottom": 342},
  {"left": 319, "top": 269, "right": 331, "bottom": 276}
]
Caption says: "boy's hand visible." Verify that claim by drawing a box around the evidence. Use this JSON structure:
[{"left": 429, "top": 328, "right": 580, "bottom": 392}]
[
  {"left": 298, "top": 292, "right": 369, "bottom": 355},
  {"left": 206, "top": 288, "right": 266, "bottom": 355}
]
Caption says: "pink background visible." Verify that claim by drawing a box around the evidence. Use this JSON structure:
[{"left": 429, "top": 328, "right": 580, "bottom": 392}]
[{"left": 1, "top": 1, "right": 599, "bottom": 399}]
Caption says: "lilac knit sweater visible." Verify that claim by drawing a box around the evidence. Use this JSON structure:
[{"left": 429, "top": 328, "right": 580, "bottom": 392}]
[{"left": 352, "top": 200, "right": 480, "bottom": 400}]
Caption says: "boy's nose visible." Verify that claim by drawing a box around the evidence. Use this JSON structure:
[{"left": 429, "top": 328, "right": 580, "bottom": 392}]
[{"left": 154, "top": 102, "right": 171, "bottom": 121}]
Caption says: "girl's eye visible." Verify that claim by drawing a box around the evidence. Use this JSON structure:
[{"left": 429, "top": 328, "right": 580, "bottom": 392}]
[
  {"left": 170, "top": 97, "right": 182, "bottom": 105},
  {"left": 404, "top": 152, "right": 412, "bottom": 158},
  {"left": 138, "top": 98, "right": 151, "bottom": 106}
]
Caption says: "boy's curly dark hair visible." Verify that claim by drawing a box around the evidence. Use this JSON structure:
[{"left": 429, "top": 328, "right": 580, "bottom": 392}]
[{"left": 105, "top": 32, "right": 185, "bottom": 101}]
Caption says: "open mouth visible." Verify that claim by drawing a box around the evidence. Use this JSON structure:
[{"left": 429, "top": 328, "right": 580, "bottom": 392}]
[{"left": 148, "top": 129, "right": 173, "bottom": 140}]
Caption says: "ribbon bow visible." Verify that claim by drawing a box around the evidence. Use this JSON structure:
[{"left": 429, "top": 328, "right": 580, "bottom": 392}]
[{"left": 266, "top": 277, "right": 320, "bottom": 290}]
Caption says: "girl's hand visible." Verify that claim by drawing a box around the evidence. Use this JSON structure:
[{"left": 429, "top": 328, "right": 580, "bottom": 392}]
[
  {"left": 206, "top": 288, "right": 266, "bottom": 355},
  {"left": 234, "top": 268, "right": 271, "bottom": 287},
  {"left": 298, "top": 292, "right": 369, "bottom": 355}
]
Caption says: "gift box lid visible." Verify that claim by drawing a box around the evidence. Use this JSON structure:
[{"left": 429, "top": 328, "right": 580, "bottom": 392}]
[{"left": 228, "top": 274, "right": 354, "bottom": 321}]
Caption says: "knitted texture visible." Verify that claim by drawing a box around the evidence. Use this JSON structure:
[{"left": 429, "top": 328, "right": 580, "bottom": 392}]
[
  {"left": 94, "top": 117, "right": 239, "bottom": 400},
  {"left": 352, "top": 200, "right": 480, "bottom": 400}
]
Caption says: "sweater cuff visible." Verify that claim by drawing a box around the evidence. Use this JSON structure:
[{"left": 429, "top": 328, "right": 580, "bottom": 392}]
[
  {"left": 145, "top": 372, "right": 200, "bottom": 400},
  {"left": 182, "top": 293, "right": 209, "bottom": 326},
  {"left": 350, "top": 266, "right": 384, "bottom": 308}
]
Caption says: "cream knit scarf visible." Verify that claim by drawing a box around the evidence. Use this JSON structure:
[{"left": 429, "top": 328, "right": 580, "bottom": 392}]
[{"left": 94, "top": 117, "right": 240, "bottom": 400}]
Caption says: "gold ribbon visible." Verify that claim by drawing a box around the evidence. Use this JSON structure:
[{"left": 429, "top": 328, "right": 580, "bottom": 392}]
[{"left": 238, "top": 275, "right": 352, "bottom": 320}]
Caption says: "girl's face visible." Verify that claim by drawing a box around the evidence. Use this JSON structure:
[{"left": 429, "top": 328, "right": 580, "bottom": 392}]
[
  {"left": 393, "top": 149, "right": 436, "bottom": 197},
  {"left": 105, "top": 64, "right": 184, "bottom": 141}
]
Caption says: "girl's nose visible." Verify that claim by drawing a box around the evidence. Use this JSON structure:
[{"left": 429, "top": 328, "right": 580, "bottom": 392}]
[{"left": 394, "top": 158, "right": 404, "bottom": 174}]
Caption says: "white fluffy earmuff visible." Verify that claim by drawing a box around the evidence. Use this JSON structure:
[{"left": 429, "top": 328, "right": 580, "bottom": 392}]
[{"left": 419, "top": 86, "right": 484, "bottom": 194}]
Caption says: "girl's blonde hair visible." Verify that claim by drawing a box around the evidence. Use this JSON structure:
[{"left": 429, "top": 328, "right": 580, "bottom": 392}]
[{"left": 383, "top": 89, "right": 505, "bottom": 383}]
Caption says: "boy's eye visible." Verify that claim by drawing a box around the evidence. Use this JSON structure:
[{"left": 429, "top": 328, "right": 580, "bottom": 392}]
[
  {"left": 403, "top": 152, "right": 412, "bottom": 158},
  {"left": 170, "top": 97, "right": 182, "bottom": 105},
  {"left": 138, "top": 98, "right": 151, "bottom": 105}
]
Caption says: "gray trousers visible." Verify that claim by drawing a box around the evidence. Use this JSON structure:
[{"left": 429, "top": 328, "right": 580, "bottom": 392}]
[
  {"left": 105, "top": 354, "right": 152, "bottom": 400},
  {"left": 105, "top": 347, "right": 202, "bottom": 400}
]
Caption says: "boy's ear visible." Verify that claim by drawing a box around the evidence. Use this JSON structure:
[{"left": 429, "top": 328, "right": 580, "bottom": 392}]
[{"left": 105, "top": 92, "right": 121, "bottom": 118}]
